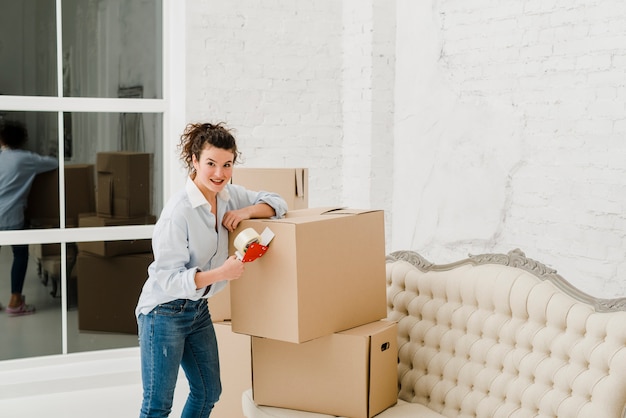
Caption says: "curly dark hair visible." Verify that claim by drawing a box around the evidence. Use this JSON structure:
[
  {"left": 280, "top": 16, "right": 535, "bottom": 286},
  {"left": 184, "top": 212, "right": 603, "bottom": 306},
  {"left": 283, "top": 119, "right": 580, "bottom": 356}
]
[
  {"left": 178, "top": 122, "right": 240, "bottom": 173},
  {"left": 0, "top": 119, "right": 28, "bottom": 149}
]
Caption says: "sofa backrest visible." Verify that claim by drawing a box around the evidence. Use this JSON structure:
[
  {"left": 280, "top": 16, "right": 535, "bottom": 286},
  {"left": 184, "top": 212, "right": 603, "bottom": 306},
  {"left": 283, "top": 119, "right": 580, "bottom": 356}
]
[{"left": 386, "top": 249, "right": 626, "bottom": 418}]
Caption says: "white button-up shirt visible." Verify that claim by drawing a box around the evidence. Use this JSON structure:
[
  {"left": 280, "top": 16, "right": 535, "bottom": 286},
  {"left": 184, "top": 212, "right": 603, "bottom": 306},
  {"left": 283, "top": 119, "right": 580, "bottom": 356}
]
[{"left": 135, "top": 177, "right": 287, "bottom": 317}]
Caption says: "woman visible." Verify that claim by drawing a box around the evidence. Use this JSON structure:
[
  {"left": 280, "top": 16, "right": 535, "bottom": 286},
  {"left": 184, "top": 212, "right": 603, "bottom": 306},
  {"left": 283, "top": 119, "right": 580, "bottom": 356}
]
[
  {"left": 135, "top": 122, "right": 287, "bottom": 417},
  {"left": 0, "top": 119, "right": 58, "bottom": 315}
]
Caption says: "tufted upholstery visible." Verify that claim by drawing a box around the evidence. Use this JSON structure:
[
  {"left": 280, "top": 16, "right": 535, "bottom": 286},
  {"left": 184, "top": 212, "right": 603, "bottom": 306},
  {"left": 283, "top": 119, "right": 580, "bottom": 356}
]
[
  {"left": 243, "top": 249, "right": 626, "bottom": 418},
  {"left": 387, "top": 250, "right": 626, "bottom": 418}
]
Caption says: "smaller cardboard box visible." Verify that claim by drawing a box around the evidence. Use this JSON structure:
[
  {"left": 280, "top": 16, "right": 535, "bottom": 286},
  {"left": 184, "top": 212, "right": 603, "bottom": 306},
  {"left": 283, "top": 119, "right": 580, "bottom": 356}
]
[
  {"left": 207, "top": 283, "right": 232, "bottom": 322},
  {"left": 230, "top": 207, "right": 387, "bottom": 343},
  {"left": 76, "top": 252, "right": 153, "bottom": 334},
  {"left": 213, "top": 322, "right": 251, "bottom": 418},
  {"left": 251, "top": 320, "right": 398, "bottom": 418},
  {"left": 30, "top": 243, "right": 61, "bottom": 258},
  {"left": 26, "top": 164, "right": 96, "bottom": 227},
  {"left": 77, "top": 214, "right": 156, "bottom": 256},
  {"left": 231, "top": 168, "right": 308, "bottom": 210},
  {"left": 96, "top": 152, "right": 151, "bottom": 218}
]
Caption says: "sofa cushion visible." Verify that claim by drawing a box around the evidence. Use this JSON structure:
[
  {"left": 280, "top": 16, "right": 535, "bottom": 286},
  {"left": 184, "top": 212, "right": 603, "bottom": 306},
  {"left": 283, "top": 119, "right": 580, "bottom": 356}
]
[{"left": 386, "top": 250, "right": 626, "bottom": 418}]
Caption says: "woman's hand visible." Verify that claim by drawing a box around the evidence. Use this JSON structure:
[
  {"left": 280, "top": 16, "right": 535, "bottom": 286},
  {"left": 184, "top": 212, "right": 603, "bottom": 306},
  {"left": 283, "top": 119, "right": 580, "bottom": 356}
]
[
  {"left": 220, "top": 255, "right": 245, "bottom": 281},
  {"left": 222, "top": 208, "right": 251, "bottom": 232}
]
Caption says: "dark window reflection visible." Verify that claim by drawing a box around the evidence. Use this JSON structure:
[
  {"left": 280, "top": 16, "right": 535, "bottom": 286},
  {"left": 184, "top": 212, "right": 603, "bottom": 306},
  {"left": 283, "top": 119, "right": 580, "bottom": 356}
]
[
  {"left": 0, "top": 1, "right": 57, "bottom": 97},
  {"left": 69, "top": 241, "right": 152, "bottom": 353},
  {"left": 68, "top": 111, "right": 163, "bottom": 224},
  {"left": 0, "top": 243, "right": 63, "bottom": 360},
  {"left": 62, "top": 0, "right": 163, "bottom": 99},
  {"left": 13, "top": 112, "right": 163, "bottom": 229}
]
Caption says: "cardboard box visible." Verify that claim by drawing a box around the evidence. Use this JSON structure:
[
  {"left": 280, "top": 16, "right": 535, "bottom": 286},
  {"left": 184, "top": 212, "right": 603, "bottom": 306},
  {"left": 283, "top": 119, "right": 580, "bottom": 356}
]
[
  {"left": 26, "top": 164, "right": 96, "bottom": 227},
  {"left": 96, "top": 152, "right": 151, "bottom": 218},
  {"left": 30, "top": 243, "right": 61, "bottom": 258},
  {"left": 207, "top": 283, "right": 232, "bottom": 322},
  {"left": 76, "top": 252, "right": 153, "bottom": 334},
  {"left": 230, "top": 207, "right": 387, "bottom": 343},
  {"left": 231, "top": 168, "right": 308, "bottom": 210},
  {"left": 76, "top": 214, "right": 156, "bottom": 256},
  {"left": 251, "top": 320, "right": 398, "bottom": 417},
  {"left": 212, "top": 322, "right": 251, "bottom": 418}
]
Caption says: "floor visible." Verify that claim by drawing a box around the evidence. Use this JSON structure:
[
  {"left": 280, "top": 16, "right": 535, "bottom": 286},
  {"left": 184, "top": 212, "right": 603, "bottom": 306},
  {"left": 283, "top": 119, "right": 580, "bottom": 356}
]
[
  {"left": 0, "top": 347, "right": 191, "bottom": 418},
  {"left": 0, "top": 246, "right": 138, "bottom": 361},
  {"left": 0, "top": 248, "right": 247, "bottom": 418}
]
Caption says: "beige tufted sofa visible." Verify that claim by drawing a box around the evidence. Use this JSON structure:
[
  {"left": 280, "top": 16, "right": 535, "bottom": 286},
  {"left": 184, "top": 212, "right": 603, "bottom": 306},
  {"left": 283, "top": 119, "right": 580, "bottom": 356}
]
[{"left": 243, "top": 249, "right": 626, "bottom": 418}]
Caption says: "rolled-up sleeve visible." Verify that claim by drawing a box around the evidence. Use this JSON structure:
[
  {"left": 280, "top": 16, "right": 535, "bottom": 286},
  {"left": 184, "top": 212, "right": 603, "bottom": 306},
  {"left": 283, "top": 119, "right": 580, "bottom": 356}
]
[{"left": 227, "top": 184, "right": 288, "bottom": 219}]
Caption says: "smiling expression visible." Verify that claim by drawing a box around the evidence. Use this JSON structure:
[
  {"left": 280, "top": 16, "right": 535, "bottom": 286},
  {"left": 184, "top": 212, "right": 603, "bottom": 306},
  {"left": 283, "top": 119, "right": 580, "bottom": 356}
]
[{"left": 192, "top": 145, "right": 235, "bottom": 198}]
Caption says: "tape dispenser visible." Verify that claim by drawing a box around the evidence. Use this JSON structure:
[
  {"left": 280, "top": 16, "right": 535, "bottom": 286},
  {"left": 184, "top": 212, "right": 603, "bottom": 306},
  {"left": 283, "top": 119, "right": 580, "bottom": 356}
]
[{"left": 233, "top": 227, "right": 275, "bottom": 263}]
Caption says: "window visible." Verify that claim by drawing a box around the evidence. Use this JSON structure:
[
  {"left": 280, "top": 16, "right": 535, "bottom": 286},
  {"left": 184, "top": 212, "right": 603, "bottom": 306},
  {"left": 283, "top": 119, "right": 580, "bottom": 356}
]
[{"left": 0, "top": 0, "right": 182, "bottom": 361}]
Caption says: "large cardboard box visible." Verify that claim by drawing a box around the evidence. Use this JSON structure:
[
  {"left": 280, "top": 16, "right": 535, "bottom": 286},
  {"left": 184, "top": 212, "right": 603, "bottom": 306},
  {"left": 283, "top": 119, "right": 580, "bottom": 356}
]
[
  {"left": 26, "top": 164, "right": 96, "bottom": 228},
  {"left": 76, "top": 214, "right": 156, "bottom": 256},
  {"left": 76, "top": 252, "right": 153, "bottom": 334},
  {"left": 231, "top": 168, "right": 308, "bottom": 210},
  {"left": 251, "top": 320, "right": 398, "bottom": 417},
  {"left": 212, "top": 322, "right": 251, "bottom": 418},
  {"left": 230, "top": 207, "right": 387, "bottom": 343},
  {"left": 205, "top": 168, "right": 311, "bottom": 321},
  {"left": 96, "top": 152, "right": 151, "bottom": 218}
]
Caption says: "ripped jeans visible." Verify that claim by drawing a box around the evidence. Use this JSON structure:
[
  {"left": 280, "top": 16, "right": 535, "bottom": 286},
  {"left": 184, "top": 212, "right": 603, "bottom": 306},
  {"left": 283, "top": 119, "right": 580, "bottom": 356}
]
[{"left": 138, "top": 298, "right": 221, "bottom": 418}]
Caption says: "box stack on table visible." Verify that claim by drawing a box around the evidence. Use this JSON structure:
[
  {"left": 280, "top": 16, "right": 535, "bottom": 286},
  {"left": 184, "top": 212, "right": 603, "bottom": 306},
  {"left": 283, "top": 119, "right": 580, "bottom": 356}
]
[
  {"left": 208, "top": 168, "right": 308, "bottom": 418},
  {"left": 75, "top": 152, "right": 155, "bottom": 334},
  {"left": 229, "top": 207, "right": 398, "bottom": 418},
  {"left": 27, "top": 164, "right": 98, "bottom": 304}
]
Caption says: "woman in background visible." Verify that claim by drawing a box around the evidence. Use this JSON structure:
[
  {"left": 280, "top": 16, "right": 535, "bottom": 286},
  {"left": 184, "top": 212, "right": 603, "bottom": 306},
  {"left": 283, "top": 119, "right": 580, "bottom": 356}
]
[
  {"left": 0, "top": 119, "right": 58, "bottom": 316},
  {"left": 135, "top": 122, "right": 287, "bottom": 417}
]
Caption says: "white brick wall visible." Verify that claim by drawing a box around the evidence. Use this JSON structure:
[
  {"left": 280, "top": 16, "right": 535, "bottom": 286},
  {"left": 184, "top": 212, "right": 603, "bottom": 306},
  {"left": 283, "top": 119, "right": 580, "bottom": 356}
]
[
  {"left": 186, "top": 0, "right": 344, "bottom": 207},
  {"left": 394, "top": 0, "right": 626, "bottom": 298},
  {"left": 186, "top": 0, "right": 626, "bottom": 299}
]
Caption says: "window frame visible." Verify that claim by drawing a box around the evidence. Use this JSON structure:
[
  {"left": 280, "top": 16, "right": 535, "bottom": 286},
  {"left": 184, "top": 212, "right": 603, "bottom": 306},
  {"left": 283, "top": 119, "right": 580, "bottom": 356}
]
[{"left": 0, "top": 0, "right": 186, "bottom": 356}]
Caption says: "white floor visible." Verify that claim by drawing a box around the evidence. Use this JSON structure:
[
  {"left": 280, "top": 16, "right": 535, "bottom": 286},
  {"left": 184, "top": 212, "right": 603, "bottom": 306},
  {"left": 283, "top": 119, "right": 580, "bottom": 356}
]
[
  {"left": 0, "top": 347, "right": 191, "bottom": 418},
  {"left": 0, "top": 247, "right": 175, "bottom": 418},
  {"left": 0, "top": 248, "right": 248, "bottom": 418}
]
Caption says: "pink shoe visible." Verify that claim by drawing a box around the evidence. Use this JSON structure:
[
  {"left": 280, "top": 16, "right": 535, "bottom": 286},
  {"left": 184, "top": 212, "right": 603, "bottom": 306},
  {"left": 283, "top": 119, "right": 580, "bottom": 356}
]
[{"left": 6, "top": 301, "right": 35, "bottom": 316}]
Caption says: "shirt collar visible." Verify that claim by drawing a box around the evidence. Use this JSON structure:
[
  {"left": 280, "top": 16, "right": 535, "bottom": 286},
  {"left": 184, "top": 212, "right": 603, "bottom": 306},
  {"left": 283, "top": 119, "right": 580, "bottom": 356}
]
[{"left": 185, "top": 176, "right": 230, "bottom": 208}]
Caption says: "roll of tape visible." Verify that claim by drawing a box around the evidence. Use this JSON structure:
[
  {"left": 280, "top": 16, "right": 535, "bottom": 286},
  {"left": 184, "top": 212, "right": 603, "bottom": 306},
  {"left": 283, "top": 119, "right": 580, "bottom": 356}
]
[{"left": 234, "top": 227, "right": 261, "bottom": 254}]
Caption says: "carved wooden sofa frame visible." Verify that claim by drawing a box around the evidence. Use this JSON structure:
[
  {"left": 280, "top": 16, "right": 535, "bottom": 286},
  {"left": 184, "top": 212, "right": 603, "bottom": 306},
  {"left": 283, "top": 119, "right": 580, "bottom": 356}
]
[{"left": 243, "top": 249, "right": 626, "bottom": 417}]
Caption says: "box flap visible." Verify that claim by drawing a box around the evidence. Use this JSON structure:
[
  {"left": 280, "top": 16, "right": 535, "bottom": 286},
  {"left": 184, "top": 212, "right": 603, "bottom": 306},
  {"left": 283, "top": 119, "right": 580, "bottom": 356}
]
[
  {"left": 323, "top": 208, "right": 381, "bottom": 216},
  {"left": 295, "top": 168, "right": 305, "bottom": 198},
  {"left": 284, "top": 207, "right": 343, "bottom": 218}
]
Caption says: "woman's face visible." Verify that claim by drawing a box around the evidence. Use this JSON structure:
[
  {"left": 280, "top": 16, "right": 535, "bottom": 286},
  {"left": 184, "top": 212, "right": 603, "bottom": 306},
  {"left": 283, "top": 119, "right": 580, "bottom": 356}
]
[{"left": 192, "top": 144, "right": 235, "bottom": 196}]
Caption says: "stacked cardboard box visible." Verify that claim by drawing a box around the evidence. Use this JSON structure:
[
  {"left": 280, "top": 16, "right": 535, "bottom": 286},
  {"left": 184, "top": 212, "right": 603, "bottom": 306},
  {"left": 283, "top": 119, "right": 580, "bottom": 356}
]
[
  {"left": 75, "top": 152, "right": 155, "bottom": 334},
  {"left": 96, "top": 151, "right": 151, "bottom": 218},
  {"left": 229, "top": 207, "right": 398, "bottom": 417},
  {"left": 231, "top": 168, "right": 308, "bottom": 210},
  {"left": 26, "top": 164, "right": 97, "bottom": 306},
  {"left": 26, "top": 164, "right": 96, "bottom": 228},
  {"left": 76, "top": 252, "right": 153, "bottom": 334},
  {"left": 209, "top": 167, "right": 309, "bottom": 322},
  {"left": 208, "top": 168, "right": 309, "bottom": 418}
]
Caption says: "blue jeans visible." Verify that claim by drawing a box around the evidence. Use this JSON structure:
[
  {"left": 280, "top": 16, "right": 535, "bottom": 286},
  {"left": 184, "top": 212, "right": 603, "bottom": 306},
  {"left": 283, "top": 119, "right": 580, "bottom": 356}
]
[
  {"left": 138, "top": 298, "right": 221, "bottom": 418},
  {"left": 0, "top": 223, "right": 29, "bottom": 295}
]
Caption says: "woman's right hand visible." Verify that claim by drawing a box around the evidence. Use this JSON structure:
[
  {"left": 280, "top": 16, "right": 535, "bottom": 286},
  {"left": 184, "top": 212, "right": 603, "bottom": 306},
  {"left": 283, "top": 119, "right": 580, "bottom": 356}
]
[{"left": 221, "top": 255, "right": 245, "bottom": 281}]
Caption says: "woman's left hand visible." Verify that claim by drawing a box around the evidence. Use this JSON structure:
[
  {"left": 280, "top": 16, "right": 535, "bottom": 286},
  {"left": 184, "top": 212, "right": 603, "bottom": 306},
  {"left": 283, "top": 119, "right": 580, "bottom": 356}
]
[{"left": 222, "top": 208, "right": 251, "bottom": 232}]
